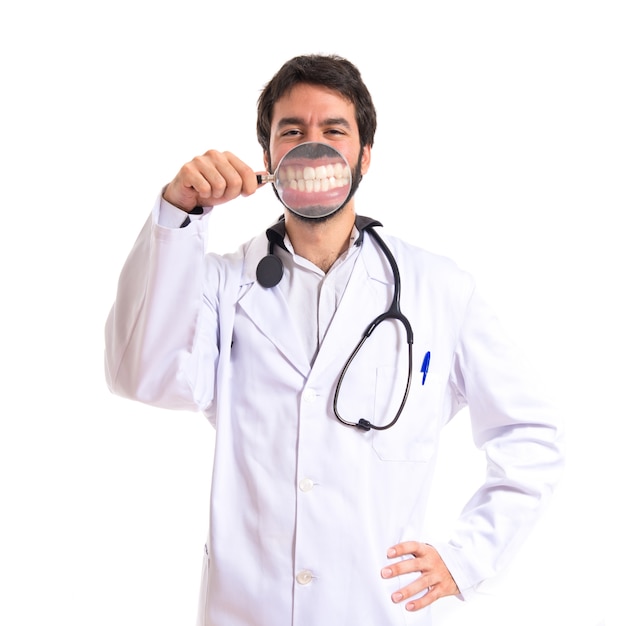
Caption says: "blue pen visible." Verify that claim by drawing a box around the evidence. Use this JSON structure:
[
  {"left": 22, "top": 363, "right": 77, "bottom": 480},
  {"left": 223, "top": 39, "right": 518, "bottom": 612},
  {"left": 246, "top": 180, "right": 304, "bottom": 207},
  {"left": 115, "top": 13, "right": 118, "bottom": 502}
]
[{"left": 420, "top": 351, "right": 431, "bottom": 385}]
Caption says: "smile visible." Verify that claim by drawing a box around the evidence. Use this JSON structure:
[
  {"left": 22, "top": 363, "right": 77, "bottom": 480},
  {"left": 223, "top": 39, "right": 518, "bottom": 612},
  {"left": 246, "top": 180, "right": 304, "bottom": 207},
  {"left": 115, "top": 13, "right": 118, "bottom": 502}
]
[{"left": 277, "top": 161, "right": 351, "bottom": 193}]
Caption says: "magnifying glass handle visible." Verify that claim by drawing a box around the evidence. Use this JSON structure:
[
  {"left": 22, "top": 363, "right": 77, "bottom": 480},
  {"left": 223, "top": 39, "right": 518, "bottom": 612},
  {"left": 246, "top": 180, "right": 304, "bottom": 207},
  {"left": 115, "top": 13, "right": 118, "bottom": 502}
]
[{"left": 256, "top": 173, "right": 274, "bottom": 185}]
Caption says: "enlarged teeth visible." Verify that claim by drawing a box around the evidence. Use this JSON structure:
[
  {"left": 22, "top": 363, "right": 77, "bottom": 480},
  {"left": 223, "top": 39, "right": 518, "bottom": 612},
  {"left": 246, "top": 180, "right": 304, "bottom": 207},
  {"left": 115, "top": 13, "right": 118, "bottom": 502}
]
[
  {"left": 279, "top": 162, "right": 350, "bottom": 192},
  {"left": 315, "top": 165, "right": 328, "bottom": 179}
]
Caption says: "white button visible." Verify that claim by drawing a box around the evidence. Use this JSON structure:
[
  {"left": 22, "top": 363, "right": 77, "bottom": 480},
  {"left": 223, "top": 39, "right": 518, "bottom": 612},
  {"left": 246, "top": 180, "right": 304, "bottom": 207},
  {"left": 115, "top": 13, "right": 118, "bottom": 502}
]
[
  {"left": 299, "top": 478, "right": 315, "bottom": 492},
  {"left": 302, "top": 389, "right": 316, "bottom": 403},
  {"left": 296, "top": 569, "right": 313, "bottom": 585}
]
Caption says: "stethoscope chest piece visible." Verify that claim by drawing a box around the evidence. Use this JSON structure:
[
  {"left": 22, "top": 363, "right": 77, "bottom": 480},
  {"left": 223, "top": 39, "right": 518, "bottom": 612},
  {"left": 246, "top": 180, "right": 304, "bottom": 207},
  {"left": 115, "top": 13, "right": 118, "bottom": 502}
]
[{"left": 256, "top": 248, "right": 284, "bottom": 288}]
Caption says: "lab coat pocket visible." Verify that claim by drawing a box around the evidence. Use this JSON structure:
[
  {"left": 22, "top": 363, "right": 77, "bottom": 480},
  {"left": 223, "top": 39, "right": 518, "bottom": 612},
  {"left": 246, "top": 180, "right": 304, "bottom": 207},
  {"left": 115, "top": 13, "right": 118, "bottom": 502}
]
[{"left": 371, "top": 367, "right": 439, "bottom": 463}]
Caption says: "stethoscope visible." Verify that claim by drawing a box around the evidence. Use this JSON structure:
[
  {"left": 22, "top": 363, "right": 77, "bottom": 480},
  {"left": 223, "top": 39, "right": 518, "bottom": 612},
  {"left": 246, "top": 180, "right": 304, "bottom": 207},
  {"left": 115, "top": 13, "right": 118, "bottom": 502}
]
[{"left": 256, "top": 216, "right": 414, "bottom": 432}]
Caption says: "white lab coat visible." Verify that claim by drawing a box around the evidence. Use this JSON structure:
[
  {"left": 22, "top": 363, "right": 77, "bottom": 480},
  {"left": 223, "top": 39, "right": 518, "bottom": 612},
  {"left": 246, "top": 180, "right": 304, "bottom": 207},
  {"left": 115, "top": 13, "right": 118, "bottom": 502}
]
[{"left": 105, "top": 200, "right": 563, "bottom": 626}]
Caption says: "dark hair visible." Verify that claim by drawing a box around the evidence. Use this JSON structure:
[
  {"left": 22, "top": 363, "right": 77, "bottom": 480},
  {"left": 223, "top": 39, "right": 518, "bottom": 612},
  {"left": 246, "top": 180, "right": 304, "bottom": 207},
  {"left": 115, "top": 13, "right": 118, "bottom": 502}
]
[{"left": 256, "top": 54, "right": 377, "bottom": 155}]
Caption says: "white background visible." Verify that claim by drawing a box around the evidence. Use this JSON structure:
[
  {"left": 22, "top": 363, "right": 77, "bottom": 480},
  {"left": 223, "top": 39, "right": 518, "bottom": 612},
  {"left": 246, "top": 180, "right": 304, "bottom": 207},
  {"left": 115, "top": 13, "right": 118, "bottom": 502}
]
[{"left": 1, "top": 1, "right": 624, "bottom": 625}]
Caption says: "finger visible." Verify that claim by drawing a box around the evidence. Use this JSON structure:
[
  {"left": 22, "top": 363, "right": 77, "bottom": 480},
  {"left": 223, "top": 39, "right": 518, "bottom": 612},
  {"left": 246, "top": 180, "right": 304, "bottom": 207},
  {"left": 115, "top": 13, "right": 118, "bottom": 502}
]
[
  {"left": 221, "top": 152, "right": 258, "bottom": 197},
  {"left": 182, "top": 160, "right": 221, "bottom": 199},
  {"left": 389, "top": 574, "right": 433, "bottom": 609},
  {"left": 381, "top": 556, "right": 421, "bottom": 580},
  {"left": 382, "top": 542, "right": 459, "bottom": 610},
  {"left": 387, "top": 541, "right": 425, "bottom": 559},
  {"left": 180, "top": 151, "right": 252, "bottom": 205},
  {"left": 404, "top": 585, "right": 438, "bottom": 612},
  {"left": 382, "top": 541, "right": 428, "bottom": 579},
  {"left": 193, "top": 151, "right": 240, "bottom": 202},
  {"left": 196, "top": 151, "right": 259, "bottom": 203},
  {"left": 392, "top": 572, "right": 458, "bottom": 612},
  {"left": 163, "top": 159, "right": 220, "bottom": 210}
]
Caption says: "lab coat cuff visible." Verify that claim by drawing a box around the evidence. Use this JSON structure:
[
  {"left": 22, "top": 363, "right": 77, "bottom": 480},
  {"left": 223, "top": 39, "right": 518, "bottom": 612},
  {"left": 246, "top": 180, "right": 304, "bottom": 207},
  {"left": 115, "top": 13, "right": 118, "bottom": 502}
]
[{"left": 155, "top": 188, "right": 213, "bottom": 228}]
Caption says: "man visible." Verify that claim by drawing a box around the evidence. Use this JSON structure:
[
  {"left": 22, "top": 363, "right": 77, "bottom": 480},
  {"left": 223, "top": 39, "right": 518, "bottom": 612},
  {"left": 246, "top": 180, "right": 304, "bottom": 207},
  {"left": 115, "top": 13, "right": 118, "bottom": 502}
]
[{"left": 105, "top": 54, "right": 563, "bottom": 625}]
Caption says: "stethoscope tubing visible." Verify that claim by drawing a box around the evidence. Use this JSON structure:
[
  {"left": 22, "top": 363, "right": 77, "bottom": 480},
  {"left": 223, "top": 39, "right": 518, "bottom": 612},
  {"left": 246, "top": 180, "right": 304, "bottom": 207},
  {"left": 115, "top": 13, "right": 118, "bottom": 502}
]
[{"left": 333, "top": 226, "right": 414, "bottom": 431}]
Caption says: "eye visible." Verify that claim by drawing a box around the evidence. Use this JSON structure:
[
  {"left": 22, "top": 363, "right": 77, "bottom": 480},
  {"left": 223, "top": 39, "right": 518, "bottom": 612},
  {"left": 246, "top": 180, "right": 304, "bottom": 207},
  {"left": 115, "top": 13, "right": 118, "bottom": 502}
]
[
  {"left": 325, "top": 128, "right": 346, "bottom": 136},
  {"left": 281, "top": 129, "right": 302, "bottom": 137}
]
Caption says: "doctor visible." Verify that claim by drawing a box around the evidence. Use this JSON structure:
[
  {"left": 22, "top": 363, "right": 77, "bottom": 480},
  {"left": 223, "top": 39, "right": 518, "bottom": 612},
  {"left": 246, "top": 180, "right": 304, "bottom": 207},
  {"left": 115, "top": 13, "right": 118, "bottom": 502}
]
[{"left": 105, "top": 54, "right": 563, "bottom": 626}]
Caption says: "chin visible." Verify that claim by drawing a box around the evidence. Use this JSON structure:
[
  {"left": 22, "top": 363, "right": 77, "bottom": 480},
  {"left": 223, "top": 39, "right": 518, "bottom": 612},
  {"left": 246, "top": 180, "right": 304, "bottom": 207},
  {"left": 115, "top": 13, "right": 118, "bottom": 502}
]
[{"left": 286, "top": 202, "right": 349, "bottom": 224}]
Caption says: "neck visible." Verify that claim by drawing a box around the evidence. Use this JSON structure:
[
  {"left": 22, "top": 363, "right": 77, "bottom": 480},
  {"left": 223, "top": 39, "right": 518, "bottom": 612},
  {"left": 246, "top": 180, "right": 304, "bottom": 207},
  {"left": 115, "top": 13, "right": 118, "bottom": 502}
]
[{"left": 284, "top": 204, "right": 356, "bottom": 273}]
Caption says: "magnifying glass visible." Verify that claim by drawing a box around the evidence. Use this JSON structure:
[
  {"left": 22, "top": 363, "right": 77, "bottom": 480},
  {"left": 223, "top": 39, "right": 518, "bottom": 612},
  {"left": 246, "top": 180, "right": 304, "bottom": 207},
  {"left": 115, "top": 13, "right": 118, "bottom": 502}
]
[{"left": 256, "top": 142, "right": 352, "bottom": 218}]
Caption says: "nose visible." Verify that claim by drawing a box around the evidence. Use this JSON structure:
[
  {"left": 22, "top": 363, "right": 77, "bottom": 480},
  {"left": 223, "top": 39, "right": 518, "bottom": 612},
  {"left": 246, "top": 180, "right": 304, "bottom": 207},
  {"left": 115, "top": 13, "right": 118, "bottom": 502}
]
[{"left": 300, "top": 129, "right": 325, "bottom": 144}]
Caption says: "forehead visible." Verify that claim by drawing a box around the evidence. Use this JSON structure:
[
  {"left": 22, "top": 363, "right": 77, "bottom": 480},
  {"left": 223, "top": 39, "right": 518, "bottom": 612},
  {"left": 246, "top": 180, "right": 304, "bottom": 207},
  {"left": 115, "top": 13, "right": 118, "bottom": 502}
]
[{"left": 271, "top": 83, "right": 357, "bottom": 127}]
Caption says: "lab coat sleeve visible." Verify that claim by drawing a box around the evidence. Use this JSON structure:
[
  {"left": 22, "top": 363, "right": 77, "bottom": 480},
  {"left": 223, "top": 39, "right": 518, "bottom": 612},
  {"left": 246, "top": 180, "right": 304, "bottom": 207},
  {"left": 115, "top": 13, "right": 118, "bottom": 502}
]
[
  {"left": 431, "top": 286, "right": 565, "bottom": 596},
  {"left": 104, "top": 198, "right": 220, "bottom": 413}
]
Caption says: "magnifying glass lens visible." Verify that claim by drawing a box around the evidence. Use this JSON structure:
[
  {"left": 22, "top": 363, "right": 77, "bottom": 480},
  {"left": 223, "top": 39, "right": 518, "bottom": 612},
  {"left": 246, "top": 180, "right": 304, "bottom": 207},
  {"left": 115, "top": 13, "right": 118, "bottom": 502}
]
[{"left": 264, "top": 142, "right": 352, "bottom": 218}]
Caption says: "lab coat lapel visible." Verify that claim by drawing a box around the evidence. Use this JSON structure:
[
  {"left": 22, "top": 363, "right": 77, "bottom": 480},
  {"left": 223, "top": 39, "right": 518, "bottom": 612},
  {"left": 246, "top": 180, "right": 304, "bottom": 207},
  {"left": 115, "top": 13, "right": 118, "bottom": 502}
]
[
  {"left": 312, "top": 234, "right": 392, "bottom": 375},
  {"left": 237, "top": 235, "right": 311, "bottom": 378}
]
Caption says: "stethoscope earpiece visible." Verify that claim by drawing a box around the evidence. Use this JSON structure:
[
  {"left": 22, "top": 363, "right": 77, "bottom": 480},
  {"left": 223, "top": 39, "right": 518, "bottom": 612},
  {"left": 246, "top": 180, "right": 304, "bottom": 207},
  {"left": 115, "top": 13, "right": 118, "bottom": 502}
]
[{"left": 256, "top": 250, "right": 284, "bottom": 288}]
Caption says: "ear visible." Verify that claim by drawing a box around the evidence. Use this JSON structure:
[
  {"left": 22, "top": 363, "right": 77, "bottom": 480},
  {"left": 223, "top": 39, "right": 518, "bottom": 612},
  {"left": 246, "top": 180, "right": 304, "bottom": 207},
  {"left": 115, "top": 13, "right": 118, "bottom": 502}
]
[
  {"left": 360, "top": 144, "right": 372, "bottom": 175},
  {"left": 263, "top": 151, "right": 270, "bottom": 171}
]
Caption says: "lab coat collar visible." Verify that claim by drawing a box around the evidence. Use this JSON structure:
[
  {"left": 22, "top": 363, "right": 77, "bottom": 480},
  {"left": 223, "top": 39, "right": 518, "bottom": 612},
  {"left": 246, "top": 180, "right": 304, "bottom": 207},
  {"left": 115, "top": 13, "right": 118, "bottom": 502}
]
[
  {"left": 241, "top": 214, "right": 388, "bottom": 286},
  {"left": 265, "top": 214, "right": 383, "bottom": 251},
  {"left": 240, "top": 214, "right": 392, "bottom": 288}
]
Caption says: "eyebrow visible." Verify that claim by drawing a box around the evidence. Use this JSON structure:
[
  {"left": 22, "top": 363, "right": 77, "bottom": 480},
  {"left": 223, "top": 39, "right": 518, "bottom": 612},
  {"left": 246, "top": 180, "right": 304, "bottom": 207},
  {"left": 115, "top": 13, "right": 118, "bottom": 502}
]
[{"left": 276, "top": 116, "right": 353, "bottom": 130}]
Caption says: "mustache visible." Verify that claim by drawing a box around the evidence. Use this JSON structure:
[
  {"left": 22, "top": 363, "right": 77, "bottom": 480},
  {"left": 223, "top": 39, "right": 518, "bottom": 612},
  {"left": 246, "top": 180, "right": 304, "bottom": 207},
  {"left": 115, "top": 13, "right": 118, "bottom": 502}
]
[
  {"left": 291, "top": 142, "right": 342, "bottom": 160},
  {"left": 269, "top": 142, "right": 347, "bottom": 172}
]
